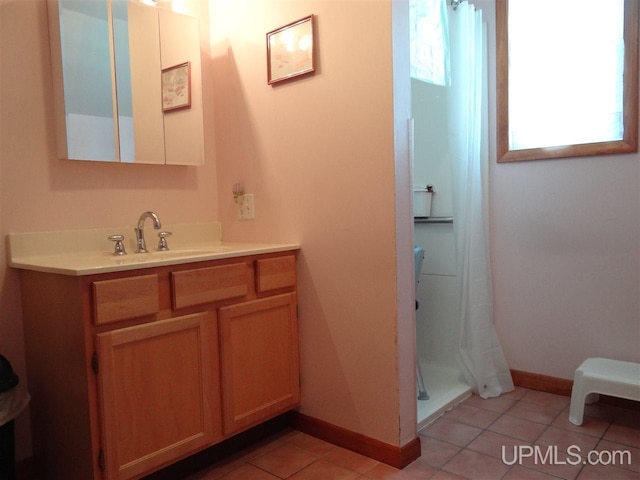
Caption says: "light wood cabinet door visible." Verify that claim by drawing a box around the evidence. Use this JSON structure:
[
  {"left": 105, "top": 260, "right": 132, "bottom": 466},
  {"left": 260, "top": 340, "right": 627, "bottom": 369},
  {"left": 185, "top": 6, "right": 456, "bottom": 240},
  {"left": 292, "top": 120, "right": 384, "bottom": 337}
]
[
  {"left": 219, "top": 293, "right": 300, "bottom": 435},
  {"left": 96, "top": 311, "right": 221, "bottom": 480}
]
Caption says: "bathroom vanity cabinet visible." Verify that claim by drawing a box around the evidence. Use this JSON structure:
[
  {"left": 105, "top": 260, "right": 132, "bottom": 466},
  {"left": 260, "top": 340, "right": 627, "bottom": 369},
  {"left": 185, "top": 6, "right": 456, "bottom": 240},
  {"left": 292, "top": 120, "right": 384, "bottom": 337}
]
[{"left": 18, "top": 251, "right": 299, "bottom": 479}]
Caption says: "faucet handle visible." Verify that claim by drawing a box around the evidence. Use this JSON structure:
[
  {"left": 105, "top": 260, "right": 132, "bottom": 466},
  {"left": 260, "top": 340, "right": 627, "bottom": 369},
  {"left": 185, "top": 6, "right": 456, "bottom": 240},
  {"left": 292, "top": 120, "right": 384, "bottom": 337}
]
[
  {"left": 157, "top": 231, "right": 172, "bottom": 251},
  {"left": 108, "top": 235, "right": 127, "bottom": 256}
]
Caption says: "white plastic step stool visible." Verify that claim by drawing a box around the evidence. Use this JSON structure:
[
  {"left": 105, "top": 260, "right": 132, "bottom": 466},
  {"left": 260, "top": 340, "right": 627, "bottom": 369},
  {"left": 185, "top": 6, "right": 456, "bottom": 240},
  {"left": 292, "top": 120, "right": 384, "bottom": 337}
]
[{"left": 569, "top": 357, "right": 640, "bottom": 426}]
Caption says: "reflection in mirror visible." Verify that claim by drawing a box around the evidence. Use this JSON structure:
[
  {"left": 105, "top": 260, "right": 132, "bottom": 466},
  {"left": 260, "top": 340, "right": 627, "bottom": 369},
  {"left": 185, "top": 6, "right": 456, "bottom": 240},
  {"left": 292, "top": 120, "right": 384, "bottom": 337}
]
[
  {"left": 117, "top": 1, "right": 165, "bottom": 164},
  {"left": 58, "top": 0, "right": 116, "bottom": 161},
  {"left": 112, "top": 0, "right": 134, "bottom": 162},
  {"left": 158, "top": 8, "right": 204, "bottom": 166},
  {"left": 49, "top": 0, "right": 204, "bottom": 165}
]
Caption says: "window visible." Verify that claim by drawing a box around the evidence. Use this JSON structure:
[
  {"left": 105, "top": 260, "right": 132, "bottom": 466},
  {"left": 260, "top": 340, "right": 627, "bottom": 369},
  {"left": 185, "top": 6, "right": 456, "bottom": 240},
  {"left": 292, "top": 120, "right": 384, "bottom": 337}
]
[
  {"left": 496, "top": 0, "right": 639, "bottom": 163},
  {"left": 410, "top": 0, "right": 450, "bottom": 86}
]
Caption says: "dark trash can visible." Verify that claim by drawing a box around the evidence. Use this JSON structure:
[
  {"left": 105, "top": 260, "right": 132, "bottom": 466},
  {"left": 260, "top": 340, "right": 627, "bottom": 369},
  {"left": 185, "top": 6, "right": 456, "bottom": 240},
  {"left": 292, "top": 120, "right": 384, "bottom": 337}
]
[{"left": 0, "top": 355, "right": 30, "bottom": 480}]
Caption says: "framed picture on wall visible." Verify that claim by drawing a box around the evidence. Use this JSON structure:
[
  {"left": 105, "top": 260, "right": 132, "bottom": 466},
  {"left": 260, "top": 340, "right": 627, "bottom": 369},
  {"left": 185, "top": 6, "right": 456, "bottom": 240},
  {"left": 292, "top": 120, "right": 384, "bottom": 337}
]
[
  {"left": 162, "top": 62, "right": 191, "bottom": 112},
  {"left": 267, "top": 15, "right": 315, "bottom": 85}
]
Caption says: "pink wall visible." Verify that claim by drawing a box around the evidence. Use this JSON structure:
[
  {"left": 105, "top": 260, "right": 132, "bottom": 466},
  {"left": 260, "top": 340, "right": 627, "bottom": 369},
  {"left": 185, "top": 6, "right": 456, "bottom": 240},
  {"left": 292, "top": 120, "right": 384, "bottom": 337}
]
[
  {"left": 209, "top": 0, "right": 410, "bottom": 446},
  {"left": 476, "top": 0, "right": 640, "bottom": 380},
  {"left": 0, "top": 0, "right": 218, "bottom": 459},
  {"left": 492, "top": 155, "right": 640, "bottom": 378}
]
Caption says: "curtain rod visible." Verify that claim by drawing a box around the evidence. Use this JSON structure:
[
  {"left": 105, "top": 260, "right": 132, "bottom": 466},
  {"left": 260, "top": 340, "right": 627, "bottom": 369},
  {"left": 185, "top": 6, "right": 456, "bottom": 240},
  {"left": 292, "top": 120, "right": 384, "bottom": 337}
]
[{"left": 450, "top": 0, "right": 463, "bottom": 10}]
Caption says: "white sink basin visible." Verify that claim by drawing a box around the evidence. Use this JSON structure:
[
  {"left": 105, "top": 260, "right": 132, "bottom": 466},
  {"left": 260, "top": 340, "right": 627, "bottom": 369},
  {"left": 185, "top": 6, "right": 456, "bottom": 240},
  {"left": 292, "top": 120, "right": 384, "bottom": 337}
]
[
  {"left": 7, "top": 223, "right": 300, "bottom": 276},
  {"left": 107, "top": 245, "right": 233, "bottom": 266},
  {"left": 147, "top": 246, "right": 232, "bottom": 259}
]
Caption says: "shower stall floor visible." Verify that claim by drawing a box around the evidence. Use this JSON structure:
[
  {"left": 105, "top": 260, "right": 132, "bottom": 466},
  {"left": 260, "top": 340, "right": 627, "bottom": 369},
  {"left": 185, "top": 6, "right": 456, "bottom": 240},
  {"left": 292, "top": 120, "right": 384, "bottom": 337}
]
[{"left": 417, "top": 360, "right": 472, "bottom": 431}]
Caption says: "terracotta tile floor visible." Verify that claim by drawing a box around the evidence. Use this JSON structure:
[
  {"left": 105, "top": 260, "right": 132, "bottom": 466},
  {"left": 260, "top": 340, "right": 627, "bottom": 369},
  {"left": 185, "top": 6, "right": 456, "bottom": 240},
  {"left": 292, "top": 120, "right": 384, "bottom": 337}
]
[{"left": 186, "top": 387, "right": 640, "bottom": 480}]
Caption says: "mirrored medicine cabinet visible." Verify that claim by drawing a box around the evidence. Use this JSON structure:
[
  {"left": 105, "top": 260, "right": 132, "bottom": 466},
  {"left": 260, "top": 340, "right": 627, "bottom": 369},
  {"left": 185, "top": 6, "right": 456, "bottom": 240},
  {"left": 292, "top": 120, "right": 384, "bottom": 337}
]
[{"left": 48, "top": 0, "right": 205, "bottom": 165}]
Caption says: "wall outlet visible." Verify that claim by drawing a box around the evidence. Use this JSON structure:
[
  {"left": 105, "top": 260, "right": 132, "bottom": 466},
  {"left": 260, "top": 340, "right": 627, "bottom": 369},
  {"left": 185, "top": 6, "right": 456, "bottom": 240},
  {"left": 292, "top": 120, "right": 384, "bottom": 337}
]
[{"left": 237, "top": 194, "right": 255, "bottom": 220}]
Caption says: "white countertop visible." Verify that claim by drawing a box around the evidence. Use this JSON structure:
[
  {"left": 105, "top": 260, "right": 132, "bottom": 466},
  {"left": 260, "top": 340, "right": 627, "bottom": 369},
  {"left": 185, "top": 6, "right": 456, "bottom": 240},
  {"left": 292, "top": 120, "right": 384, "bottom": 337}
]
[{"left": 7, "top": 223, "right": 300, "bottom": 276}]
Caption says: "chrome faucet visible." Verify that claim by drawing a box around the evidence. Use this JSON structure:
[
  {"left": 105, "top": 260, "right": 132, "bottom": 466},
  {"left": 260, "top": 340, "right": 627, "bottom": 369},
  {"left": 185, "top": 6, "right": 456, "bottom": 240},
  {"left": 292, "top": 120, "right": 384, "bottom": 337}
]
[{"left": 135, "top": 211, "right": 162, "bottom": 253}]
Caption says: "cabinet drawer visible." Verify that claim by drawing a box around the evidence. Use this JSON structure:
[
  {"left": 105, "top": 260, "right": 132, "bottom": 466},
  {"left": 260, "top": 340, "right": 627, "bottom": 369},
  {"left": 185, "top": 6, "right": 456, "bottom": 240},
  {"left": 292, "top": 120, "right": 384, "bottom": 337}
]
[
  {"left": 256, "top": 255, "right": 296, "bottom": 293},
  {"left": 93, "top": 274, "right": 160, "bottom": 325},
  {"left": 172, "top": 263, "right": 248, "bottom": 309}
]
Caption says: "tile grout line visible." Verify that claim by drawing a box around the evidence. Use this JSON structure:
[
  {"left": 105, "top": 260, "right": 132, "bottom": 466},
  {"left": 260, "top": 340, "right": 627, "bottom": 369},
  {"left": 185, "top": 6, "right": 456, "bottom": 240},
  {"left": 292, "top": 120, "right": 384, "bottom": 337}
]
[
  {"left": 199, "top": 390, "right": 639, "bottom": 480},
  {"left": 430, "top": 391, "right": 581, "bottom": 480}
]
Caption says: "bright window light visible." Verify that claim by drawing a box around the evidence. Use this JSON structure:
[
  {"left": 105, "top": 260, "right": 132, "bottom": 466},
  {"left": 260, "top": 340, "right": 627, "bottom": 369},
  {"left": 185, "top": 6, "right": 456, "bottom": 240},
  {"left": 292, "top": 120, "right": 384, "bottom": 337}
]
[
  {"left": 496, "top": 0, "right": 638, "bottom": 162},
  {"left": 509, "top": 0, "right": 625, "bottom": 150},
  {"left": 410, "top": 0, "right": 450, "bottom": 86}
]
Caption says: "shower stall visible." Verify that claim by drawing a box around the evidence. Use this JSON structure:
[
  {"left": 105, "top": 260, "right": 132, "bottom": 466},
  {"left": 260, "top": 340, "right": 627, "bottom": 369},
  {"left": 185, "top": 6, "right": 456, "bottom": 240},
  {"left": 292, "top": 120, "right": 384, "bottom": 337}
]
[{"left": 410, "top": 0, "right": 513, "bottom": 429}]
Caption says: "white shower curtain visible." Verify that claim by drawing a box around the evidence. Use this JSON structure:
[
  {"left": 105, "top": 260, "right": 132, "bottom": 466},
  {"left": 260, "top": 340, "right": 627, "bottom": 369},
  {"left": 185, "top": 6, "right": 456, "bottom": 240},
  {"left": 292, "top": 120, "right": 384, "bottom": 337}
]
[{"left": 448, "top": 2, "right": 514, "bottom": 398}]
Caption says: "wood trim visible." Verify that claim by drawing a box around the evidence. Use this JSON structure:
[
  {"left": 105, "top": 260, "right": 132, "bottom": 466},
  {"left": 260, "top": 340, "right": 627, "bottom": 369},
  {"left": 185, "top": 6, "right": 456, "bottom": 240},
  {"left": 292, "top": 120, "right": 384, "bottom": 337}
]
[
  {"left": 622, "top": 0, "right": 639, "bottom": 151},
  {"left": 495, "top": 0, "right": 509, "bottom": 163},
  {"left": 510, "top": 369, "right": 573, "bottom": 396},
  {"left": 510, "top": 368, "right": 640, "bottom": 411},
  {"left": 289, "top": 412, "right": 421, "bottom": 469}
]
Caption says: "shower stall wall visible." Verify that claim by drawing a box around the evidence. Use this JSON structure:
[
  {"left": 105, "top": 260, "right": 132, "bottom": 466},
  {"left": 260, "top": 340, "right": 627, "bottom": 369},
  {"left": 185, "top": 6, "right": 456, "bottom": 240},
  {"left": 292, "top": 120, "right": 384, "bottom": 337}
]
[{"left": 411, "top": 0, "right": 513, "bottom": 429}]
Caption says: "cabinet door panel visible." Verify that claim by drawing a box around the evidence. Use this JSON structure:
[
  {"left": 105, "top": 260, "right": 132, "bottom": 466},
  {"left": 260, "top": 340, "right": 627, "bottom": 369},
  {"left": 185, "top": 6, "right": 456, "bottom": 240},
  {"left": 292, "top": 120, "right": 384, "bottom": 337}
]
[
  {"left": 219, "top": 293, "right": 300, "bottom": 435},
  {"left": 96, "top": 312, "right": 220, "bottom": 479}
]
